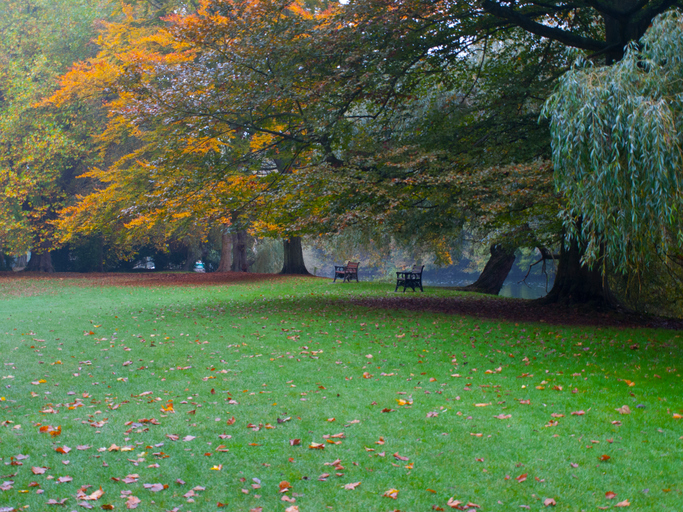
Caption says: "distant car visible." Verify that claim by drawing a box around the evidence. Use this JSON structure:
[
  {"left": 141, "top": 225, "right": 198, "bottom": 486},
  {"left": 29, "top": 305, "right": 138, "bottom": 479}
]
[{"left": 194, "top": 261, "right": 205, "bottom": 273}]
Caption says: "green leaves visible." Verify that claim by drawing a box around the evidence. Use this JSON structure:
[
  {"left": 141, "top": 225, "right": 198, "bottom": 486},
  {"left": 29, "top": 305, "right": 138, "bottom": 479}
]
[{"left": 544, "top": 10, "right": 683, "bottom": 274}]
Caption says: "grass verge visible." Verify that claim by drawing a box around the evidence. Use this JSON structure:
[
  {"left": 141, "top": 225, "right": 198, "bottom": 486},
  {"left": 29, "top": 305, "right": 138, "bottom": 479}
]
[{"left": 0, "top": 274, "right": 681, "bottom": 511}]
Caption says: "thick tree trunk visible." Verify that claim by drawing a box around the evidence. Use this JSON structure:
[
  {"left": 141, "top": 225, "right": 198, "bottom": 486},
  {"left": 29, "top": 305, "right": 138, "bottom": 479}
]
[
  {"left": 458, "top": 244, "right": 515, "bottom": 295},
  {"left": 217, "top": 227, "right": 232, "bottom": 272},
  {"left": 540, "top": 237, "right": 614, "bottom": 307},
  {"left": 231, "top": 230, "right": 249, "bottom": 272},
  {"left": 25, "top": 251, "right": 54, "bottom": 273},
  {"left": 280, "top": 236, "right": 310, "bottom": 275}
]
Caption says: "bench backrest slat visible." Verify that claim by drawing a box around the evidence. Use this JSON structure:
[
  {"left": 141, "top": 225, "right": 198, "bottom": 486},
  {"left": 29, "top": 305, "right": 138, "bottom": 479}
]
[{"left": 346, "top": 262, "right": 359, "bottom": 270}]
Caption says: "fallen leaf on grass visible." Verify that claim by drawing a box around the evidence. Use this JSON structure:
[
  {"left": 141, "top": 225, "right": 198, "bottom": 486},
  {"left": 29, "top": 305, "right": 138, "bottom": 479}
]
[
  {"left": 57, "top": 476, "right": 72, "bottom": 484},
  {"left": 599, "top": 455, "right": 611, "bottom": 462},
  {"left": 344, "top": 482, "right": 361, "bottom": 490},
  {"left": 616, "top": 405, "right": 631, "bottom": 415},
  {"left": 393, "top": 452, "right": 409, "bottom": 461},
  {"left": 31, "top": 466, "right": 47, "bottom": 475},
  {"left": 46, "top": 498, "right": 68, "bottom": 505},
  {"left": 606, "top": 492, "right": 617, "bottom": 499},
  {"left": 143, "top": 483, "right": 166, "bottom": 492},
  {"left": 494, "top": 414, "right": 511, "bottom": 420},
  {"left": 615, "top": 499, "right": 630, "bottom": 507},
  {"left": 516, "top": 473, "right": 528, "bottom": 483},
  {"left": 290, "top": 439, "right": 301, "bottom": 446},
  {"left": 126, "top": 496, "right": 141, "bottom": 509},
  {"left": 544, "top": 498, "right": 556, "bottom": 506},
  {"left": 383, "top": 488, "right": 399, "bottom": 499},
  {"left": 309, "top": 442, "right": 324, "bottom": 450},
  {"left": 571, "top": 411, "right": 585, "bottom": 416}
]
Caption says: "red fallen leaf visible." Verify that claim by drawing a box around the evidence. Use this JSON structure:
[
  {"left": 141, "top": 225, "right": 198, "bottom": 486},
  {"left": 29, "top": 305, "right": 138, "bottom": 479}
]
[
  {"left": 381, "top": 408, "right": 395, "bottom": 413},
  {"left": 571, "top": 410, "right": 585, "bottom": 416},
  {"left": 426, "top": 489, "right": 437, "bottom": 493},
  {"left": 519, "top": 400, "right": 531, "bottom": 405},
  {"left": 217, "top": 503, "right": 228, "bottom": 508},
  {"left": 101, "top": 505, "right": 114, "bottom": 510},
  {"left": 516, "top": 473, "right": 528, "bottom": 483},
  {"left": 55, "top": 446, "right": 71, "bottom": 454},
  {"left": 290, "top": 439, "right": 301, "bottom": 446},
  {"left": 466, "top": 503, "right": 481, "bottom": 509},
  {"left": 393, "top": 452, "right": 410, "bottom": 461},
  {"left": 599, "top": 455, "right": 611, "bottom": 462},
  {"left": 279, "top": 481, "right": 291, "bottom": 491},
  {"left": 544, "top": 498, "right": 556, "bottom": 506},
  {"left": 226, "top": 417, "right": 236, "bottom": 425},
  {"left": 606, "top": 491, "right": 617, "bottom": 499},
  {"left": 615, "top": 499, "right": 630, "bottom": 507},
  {"left": 433, "top": 507, "right": 445, "bottom": 511}
]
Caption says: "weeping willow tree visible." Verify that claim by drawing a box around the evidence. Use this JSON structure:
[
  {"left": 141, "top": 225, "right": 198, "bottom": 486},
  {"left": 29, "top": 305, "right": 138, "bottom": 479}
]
[{"left": 543, "top": 10, "right": 683, "bottom": 307}]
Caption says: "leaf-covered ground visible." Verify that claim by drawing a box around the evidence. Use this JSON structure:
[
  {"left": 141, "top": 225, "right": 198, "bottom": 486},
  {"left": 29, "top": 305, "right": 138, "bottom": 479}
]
[{"left": 0, "top": 272, "right": 681, "bottom": 511}]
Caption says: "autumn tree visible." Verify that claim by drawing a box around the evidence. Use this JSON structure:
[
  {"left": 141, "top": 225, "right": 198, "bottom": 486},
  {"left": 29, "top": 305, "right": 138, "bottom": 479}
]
[{"left": 0, "top": 0, "right": 109, "bottom": 271}]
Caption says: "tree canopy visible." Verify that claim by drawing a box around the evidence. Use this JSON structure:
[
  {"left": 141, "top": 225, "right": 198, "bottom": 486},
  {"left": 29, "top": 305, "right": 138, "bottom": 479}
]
[{"left": 544, "top": 9, "right": 683, "bottom": 275}]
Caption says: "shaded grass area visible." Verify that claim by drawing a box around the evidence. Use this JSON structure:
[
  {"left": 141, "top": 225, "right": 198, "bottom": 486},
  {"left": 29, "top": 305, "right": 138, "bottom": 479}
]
[{"left": 0, "top": 274, "right": 681, "bottom": 511}]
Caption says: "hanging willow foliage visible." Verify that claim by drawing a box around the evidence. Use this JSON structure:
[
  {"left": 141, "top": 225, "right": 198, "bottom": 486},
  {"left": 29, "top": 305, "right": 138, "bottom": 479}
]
[{"left": 543, "top": 10, "right": 683, "bottom": 275}]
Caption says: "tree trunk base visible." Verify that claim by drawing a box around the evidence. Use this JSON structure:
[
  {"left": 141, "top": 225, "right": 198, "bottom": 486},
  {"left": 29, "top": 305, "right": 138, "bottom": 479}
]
[
  {"left": 280, "top": 237, "right": 310, "bottom": 275},
  {"left": 25, "top": 251, "right": 54, "bottom": 273},
  {"left": 538, "top": 238, "right": 616, "bottom": 309},
  {"left": 455, "top": 244, "right": 515, "bottom": 295}
]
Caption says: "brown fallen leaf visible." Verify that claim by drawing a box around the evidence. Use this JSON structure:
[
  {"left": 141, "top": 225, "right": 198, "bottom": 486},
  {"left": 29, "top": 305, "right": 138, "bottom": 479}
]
[
  {"left": 57, "top": 476, "right": 72, "bottom": 484},
  {"left": 606, "top": 491, "right": 617, "bottom": 499},
  {"left": 446, "top": 498, "right": 462, "bottom": 508},
  {"left": 615, "top": 499, "right": 630, "bottom": 507},
  {"left": 31, "top": 466, "right": 48, "bottom": 475},
  {"left": 284, "top": 506, "right": 299, "bottom": 512},
  {"left": 494, "top": 414, "right": 512, "bottom": 420},
  {"left": 143, "top": 483, "right": 165, "bottom": 492},
  {"left": 381, "top": 408, "right": 395, "bottom": 413},
  {"left": 344, "top": 481, "right": 361, "bottom": 490},
  {"left": 281, "top": 495, "right": 296, "bottom": 503},
  {"left": 599, "top": 455, "right": 611, "bottom": 462},
  {"left": 290, "top": 439, "right": 301, "bottom": 446},
  {"left": 516, "top": 473, "right": 528, "bottom": 483},
  {"left": 544, "top": 498, "right": 556, "bottom": 506},
  {"left": 383, "top": 488, "right": 399, "bottom": 499},
  {"left": 616, "top": 405, "right": 631, "bottom": 415},
  {"left": 126, "top": 496, "right": 141, "bottom": 509},
  {"left": 86, "top": 487, "right": 104, "bottom": 500},
  {"left": 393, "top": 452, "right": 410, "bottom": 461},
  {"left": 46, "top": 498, "right": 68, "bottom": 505},
  {"left": 309, "top": 442, "right": 324, "bottom": 450}
]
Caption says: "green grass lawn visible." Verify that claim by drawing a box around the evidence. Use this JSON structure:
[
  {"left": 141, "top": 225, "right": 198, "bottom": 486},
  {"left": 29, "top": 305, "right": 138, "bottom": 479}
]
[{"left": 0, "top": 274, "right": 681, "bottom": 511}]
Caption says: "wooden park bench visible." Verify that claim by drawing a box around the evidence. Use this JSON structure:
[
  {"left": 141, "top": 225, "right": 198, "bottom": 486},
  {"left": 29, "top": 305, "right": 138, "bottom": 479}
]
[
  {"left": 395, "top": 264, "right": 424, "bottom": 292},
  {"left": 333, "top": 261, "right": 360, "bottom": 283}
]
